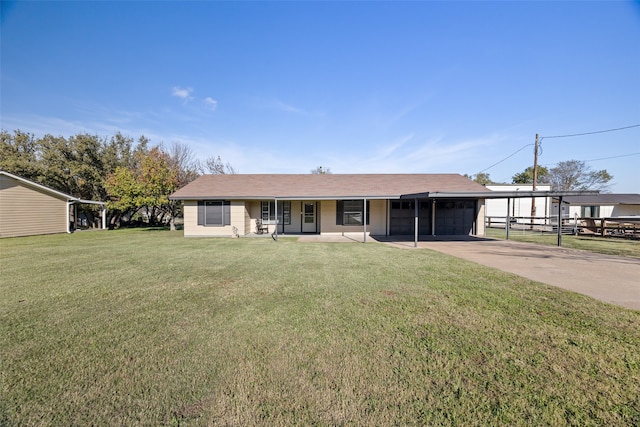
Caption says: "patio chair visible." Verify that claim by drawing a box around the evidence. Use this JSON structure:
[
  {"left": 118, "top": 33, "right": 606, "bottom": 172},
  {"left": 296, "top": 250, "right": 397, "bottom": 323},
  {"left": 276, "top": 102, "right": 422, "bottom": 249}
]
[{"left": 256, "top": 218, "right": 269, "bottom": 234}]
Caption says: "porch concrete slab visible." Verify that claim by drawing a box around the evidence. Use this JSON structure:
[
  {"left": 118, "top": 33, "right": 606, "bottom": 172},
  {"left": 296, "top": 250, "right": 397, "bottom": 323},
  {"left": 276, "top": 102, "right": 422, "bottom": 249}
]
[
  {"left": 297, "top": 234, "right": 367, "bottom": 243},
  {"left": 387, "top": 238, "right": 640, "bottom": 311}
]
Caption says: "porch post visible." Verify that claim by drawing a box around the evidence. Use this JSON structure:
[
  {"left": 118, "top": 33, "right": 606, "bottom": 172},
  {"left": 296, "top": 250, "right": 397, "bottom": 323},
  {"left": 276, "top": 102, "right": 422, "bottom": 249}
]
[
  {"left": 274, "top": 198, "right": 278, "bottom": 241},
  {"left": 557, "top": 196, "right": 563, "bottom": 246},
  {"left": 414, "top": 198, "right": 418, "bottom": 247},
  {"left": 506, "top": 198, "right": 511, "bottom": 240},
  {"left": 363, "top": 198, "right": 367, "bottom": 243}
]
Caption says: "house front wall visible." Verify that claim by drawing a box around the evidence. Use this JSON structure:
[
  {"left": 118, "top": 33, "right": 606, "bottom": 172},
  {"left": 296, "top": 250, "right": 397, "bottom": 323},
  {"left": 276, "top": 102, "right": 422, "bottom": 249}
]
[
  {"left": 183, "top": 200, "right": 247, "bottom": 237},
  {"left": 182, "top": 197, "right": 484, "bottom": 238},
  {"left": 0, "top": 174, "right": 68, "bottom": 238},
  {"left": 319, "top": 199, "right": 387, "bottom": 235}
]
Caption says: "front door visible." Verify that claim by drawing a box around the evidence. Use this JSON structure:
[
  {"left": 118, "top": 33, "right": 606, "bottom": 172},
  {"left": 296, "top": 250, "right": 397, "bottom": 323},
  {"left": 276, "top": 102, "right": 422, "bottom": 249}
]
[{"left": 302, "top": 202, "right": 316, "bottom": 233}]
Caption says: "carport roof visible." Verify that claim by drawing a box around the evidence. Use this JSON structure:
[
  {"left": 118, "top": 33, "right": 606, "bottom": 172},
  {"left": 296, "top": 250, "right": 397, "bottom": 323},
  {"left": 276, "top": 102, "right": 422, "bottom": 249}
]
[
  {"left": 560, "top": 193, "right": 640, "bottom": 205},
  {"left": 170, "top": 173, "right": 491, "bottom": 200},
  {"left": 406, "top": 190, "right": 600, "bottom": 199}
]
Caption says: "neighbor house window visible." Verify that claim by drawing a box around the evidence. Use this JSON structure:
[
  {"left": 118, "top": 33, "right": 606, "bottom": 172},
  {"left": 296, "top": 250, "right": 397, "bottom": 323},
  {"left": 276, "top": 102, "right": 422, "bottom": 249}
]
[
  {"left": 581, "top": 206, "right": 599, "bottom": 217},
  {"left": 336, "top": 200, "right": 370, "bottom": 225},
  {"left": 261, "top": 201, "right": 291, "bottom": 225},
  {"left": 197, "top": 201, "right": 231, "bottom": 226}
]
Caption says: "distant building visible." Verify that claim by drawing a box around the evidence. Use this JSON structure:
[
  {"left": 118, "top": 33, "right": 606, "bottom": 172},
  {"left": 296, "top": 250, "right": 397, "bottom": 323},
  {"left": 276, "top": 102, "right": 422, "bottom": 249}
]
[
  {"left": 552, "top": 194, "right": 640, "bottom": 218},
  {"left": 485, "top": 184, "right": 552, "bottom": 224}
]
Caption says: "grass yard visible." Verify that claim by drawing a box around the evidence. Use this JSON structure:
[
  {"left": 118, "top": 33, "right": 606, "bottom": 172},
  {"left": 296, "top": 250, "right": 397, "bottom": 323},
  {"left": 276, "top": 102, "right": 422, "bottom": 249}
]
[
  {"left": 486, "top": 227, "right": 640, "bottom": 259},
  {"left": 1, "top": 229, "right": 639, "bottom": 426}
]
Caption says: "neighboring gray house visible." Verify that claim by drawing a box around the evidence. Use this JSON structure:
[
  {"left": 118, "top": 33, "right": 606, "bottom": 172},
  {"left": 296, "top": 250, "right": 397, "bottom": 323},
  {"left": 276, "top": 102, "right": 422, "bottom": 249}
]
[{"left": 0, "top": 171, "right": 106, "bottom": 238}]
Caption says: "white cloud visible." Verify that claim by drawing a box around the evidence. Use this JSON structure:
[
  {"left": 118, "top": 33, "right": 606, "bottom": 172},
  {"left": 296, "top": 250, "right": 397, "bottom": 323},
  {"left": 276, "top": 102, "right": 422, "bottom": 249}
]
[
  {"left": 203, "top": 97, "right": 218, "bottom": 111},
  {"left": 252, "top": 97, "right": 324, "bottom": 117},
  {"left": 171, "top": 86, "right": 194, "bottom": 101},
  {"left": 375, "top": 133, "right": 415, "bottom": 159},
  {"left": 273, "top": 99, "right": 307, "bottom": 115}
]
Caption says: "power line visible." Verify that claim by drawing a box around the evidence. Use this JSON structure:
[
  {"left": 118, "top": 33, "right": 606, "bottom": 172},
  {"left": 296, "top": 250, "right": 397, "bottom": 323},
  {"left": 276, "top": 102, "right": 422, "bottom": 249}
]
[
  {"left": 477, "top": 143, "right": 533, "bottom": 173},
  {"left": 541, "top": 124, "right": 640, "bottom": 140},
  {"left": 540, "top": 151, "right": 640, "bottom": 167},
  {"left": 476, "top": 124, "right": 639, "bottom": 175}
]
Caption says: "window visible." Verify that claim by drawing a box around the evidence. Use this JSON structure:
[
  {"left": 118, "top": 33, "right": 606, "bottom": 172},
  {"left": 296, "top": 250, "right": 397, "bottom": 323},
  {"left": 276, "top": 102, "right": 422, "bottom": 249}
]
[
  {"left": 581, "top": 206, "right": 599, "bottom": 218},
  {"left": 336, "top": 200, "right": 369, "bottom": 225},
  {"left": 197, "top": 201, "right": 230, "bottom": 226},
  {"left": 261, "top": 201, "right": 291, "bottom": 225}
]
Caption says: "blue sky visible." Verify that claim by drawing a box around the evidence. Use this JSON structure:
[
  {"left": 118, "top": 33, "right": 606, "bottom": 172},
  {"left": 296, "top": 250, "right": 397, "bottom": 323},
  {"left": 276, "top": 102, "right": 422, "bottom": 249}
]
[{"left": 2, "top": 1, "right": 639, "bottom": 192}]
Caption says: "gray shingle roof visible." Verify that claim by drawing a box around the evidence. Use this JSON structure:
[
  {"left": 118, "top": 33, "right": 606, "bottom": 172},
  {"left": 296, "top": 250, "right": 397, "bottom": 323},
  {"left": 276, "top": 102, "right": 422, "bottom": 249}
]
[{"left": 170, "top": 174, "right": 491, "bottom": 200}]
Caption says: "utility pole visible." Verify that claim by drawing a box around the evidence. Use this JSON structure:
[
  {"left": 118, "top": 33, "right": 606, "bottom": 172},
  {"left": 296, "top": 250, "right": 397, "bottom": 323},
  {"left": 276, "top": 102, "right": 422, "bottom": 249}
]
[{"left": 530, "top": 134, "right": 539, "bottom": 223}]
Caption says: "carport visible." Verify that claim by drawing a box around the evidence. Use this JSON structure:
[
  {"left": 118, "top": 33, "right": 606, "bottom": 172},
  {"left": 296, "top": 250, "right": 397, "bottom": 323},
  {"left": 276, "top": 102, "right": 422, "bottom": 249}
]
[{"left": 400, "top": 190, "right": 598, "bottom": 248}]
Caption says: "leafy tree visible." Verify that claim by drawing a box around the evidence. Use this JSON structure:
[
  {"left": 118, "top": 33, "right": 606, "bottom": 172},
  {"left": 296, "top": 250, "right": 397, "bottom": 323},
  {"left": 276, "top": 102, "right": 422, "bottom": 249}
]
[
  {"left": 1, "top": 128, "right": 214, "bottom": 229},
  {"left": 548, "top": 160, "right": 612, "bottom": 192},
  {"left": 138, "top": 147, "right": 178, "bottom": 225},
  {"left": 0, "top": 130, "right": 42, "bottom": 180},
  {"left": 512, "top": 166, "right": 550, "bottom": 185},
  {"left": 105, "top": 146, "right": 178, "bottom": 228},
  {"left": 167, "top": 142, "right": 202, "bottom": 230},
  {"left": 464, "top": 172, "right": 493, "bottom": 185},
  {"left": 105, "top": 166, "right": 143, "bottom": 218},
  {"left": 205, "top": 155, "right": 236, "bottom": 174},
  {"left": 103, "top": 133, "right": 137, "bottom": 173},
  {"left": 311, "top": 166, "right": 332, "bottom": 174}
]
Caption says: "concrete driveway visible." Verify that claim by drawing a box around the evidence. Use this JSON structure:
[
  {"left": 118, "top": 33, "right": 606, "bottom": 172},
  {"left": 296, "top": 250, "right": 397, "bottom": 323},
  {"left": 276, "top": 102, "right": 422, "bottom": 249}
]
[{"left": 378, "top": 237, "right": 640, "bottom": 311}]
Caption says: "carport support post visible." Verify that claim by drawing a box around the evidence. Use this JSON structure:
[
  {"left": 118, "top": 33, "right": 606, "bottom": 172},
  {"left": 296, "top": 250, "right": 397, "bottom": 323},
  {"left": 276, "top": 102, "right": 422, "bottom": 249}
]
[
  {"left": 557, "top": 196, "right": 563, "bottom": 246},
  {"left": 414, "top": 198, "right": 418, "bottom": 247},
  {"left": 506, "top": 198, "right": 511, "bottom": 240},
  {"left": 431, "top": 199, "right": 436, "bottom": 237}
]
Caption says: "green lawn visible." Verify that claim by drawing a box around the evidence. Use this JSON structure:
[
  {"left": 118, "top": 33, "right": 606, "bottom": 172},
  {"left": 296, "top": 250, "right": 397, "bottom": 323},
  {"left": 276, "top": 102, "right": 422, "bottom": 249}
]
[
  {"left": 1, "top": 230, "right": 639, "bottom": 426},
  {"left": 486, "top": 227, "right": 640, "bottom": 259}
]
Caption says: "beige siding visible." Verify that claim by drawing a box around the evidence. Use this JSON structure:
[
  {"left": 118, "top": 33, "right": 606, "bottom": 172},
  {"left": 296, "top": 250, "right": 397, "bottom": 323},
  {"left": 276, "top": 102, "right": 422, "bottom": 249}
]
[
  {"left": 319, "top": 199, "right": 387, "bottom": 235},
  {"left": 476, "top": 199, "right": 485, "bottom": 236},
  {"left": 183, "top": 200, "right": 247, "bottom": 237},
  {"left": 247, "top": 200, "right": 304, "bottom": 235},
  {"left": 0, "top": 175, "right": 68, "bottom": 238},
  {"left": 244, "top": 204, "right": 251, "bottom": 235}
]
